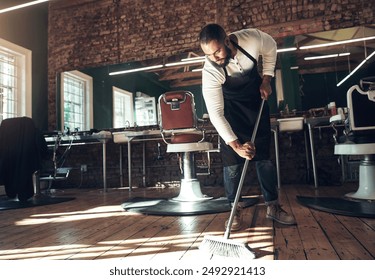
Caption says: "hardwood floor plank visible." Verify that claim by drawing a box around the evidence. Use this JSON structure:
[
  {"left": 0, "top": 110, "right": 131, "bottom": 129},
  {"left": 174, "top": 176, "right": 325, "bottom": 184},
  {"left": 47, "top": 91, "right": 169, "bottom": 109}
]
[
  {"left": 287, "top": 185, "right": 340, "bottom": 259},
  {"left": 140, "top": 215, "right": 210, "bottom": 261},
  {"left": 182, "top": 212, "right": 228, "bottom": 260},
  {"left": 67, "top": 214, "right": 166, "bottom": 260},
  {"left": 311, "top": 210, "right": 372, "bottom": 259},
  {"left": 362, "top": 218, "right": 375, "bottom": 231},
  {"left": 93, "top": 214, "right": 165, "bottom": 259},
  {"left": 336, "top": 215, "right": 375, "bottom": 258},
  {"left": 274, "top": 226, "right": 305, "bottom": 260},
  {"left": 99, "top": 215, "right": 179, "bottom": 260},
  {"left": 0, "top": 196, "right": 92, "bottom": 252},
  {"left": 60, "top": 214, "right": 151, "bottom": 260},
  {"left": 1, "top": 208, "right": 135, "bottom": 259},
  {"left": 246, "top": 204, "right": 274, "bottom": 259},
  {"left": 126, "top": 216, "right": 197, "bottom": 260},
  {"left": 274, "top": 186, "right": 306, "bottom": 260}
]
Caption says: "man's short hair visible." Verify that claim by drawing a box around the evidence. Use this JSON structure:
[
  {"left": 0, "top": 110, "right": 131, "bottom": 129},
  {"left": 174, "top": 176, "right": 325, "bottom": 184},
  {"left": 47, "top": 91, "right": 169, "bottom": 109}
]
[{"left": 199, "top": 23, "right": 227, "bottom": 45}]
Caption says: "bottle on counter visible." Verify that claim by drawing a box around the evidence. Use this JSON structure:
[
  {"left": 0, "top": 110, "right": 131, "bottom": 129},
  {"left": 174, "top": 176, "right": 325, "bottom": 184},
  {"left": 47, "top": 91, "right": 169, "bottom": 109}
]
[{"left": 329, "top": 102, "right": 337, "bottom": 116}]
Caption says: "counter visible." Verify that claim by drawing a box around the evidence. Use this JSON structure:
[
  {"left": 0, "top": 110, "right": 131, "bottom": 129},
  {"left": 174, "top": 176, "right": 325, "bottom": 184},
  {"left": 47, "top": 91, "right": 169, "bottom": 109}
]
[
  {"left": 44, "top": 131, "right": 112, "bottom": 191},
  {"left": 112, "top": 129, "right": 164, "bottom": 191},
  {"left": 112, "top": 128, "right": 219, "bottom": 191}
]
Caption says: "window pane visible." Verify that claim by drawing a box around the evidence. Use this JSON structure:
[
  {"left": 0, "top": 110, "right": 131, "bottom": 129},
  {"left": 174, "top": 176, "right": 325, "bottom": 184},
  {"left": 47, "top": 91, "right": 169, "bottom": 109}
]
[
  {"left": 113, "top": 87, "right": 134, "bottom": 129},
  {"left": 0, "top": 51, "right": 17, "bottom": 120},
  {"left": 63, "top": 74, "right": 84, "bottom": 131},
  {"left": 135, "top": 96, "right": 157, "bottom": 126}
]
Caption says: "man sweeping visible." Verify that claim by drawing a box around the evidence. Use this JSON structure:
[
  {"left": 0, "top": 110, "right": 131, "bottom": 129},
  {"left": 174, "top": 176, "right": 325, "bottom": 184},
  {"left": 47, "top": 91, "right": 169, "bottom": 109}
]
[{"left": 199, "top": 23, "right": 296, "bottom": 231}]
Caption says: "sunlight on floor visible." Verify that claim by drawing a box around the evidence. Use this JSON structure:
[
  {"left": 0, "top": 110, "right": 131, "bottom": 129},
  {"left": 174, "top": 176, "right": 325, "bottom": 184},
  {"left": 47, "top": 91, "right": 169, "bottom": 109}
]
[{"left": 14, "top": 205, "right": 129, "bottom": 226}]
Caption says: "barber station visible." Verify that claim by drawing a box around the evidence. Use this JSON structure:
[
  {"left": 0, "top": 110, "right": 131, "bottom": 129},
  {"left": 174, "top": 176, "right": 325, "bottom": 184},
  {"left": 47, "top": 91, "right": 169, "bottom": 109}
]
[{"left": 0, "top": 0, "right": 374, "bottom": 264}]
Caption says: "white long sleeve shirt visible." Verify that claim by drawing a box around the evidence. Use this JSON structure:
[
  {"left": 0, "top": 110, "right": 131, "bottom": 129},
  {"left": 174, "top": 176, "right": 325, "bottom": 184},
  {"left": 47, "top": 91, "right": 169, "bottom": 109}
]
[{"left": 201, "top": 28, "right": 277, "bottom": 144}]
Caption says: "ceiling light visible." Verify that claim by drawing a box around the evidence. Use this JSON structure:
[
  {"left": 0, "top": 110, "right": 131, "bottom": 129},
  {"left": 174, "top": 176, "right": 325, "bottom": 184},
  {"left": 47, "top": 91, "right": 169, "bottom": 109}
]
[
  {"left": 277, "top": 47, "right": 297, "bottom": 53},
  {"left": 181, "top": 56, "right": 205, "bottom": 62},
  {"left": 337, "top": 50, "right": 375, "bottom": 87},
  {"left": 109, "top": 65, "right": 163, "bottom": 75},
  {"left": 300, "top": 36, "right": 375, "bottom": 50},
  {"left": 304, "top": 52, "right": 350, "bottom": 61},
  {"left": 165, "top": 59, "right": 204, "bottom": 67},
  {"left": 0, "top": 0, "right": 50, "bottom": 14},
  {"left": 109, "top": 57, "right": 205, "bottom": 75}
]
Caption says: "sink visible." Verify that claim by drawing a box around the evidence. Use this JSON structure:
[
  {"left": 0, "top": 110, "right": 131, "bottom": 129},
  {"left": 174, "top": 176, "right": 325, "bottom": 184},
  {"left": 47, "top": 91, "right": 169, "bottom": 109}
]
[
  {"left": 304, "top": 115, "right": 331, "bottom": 126},
  {"left": 277, "top": 117, "right": 304, "bottom": 132}
]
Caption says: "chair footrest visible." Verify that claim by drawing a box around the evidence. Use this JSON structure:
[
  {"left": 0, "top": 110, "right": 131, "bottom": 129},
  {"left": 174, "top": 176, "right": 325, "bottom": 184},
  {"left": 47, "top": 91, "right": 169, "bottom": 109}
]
[
  {"left": 334, "top": 143, "right": 375, "bottom": 155},
  {"left": 167, "top": 142, "right": 213, "bottom": 153},
  {"left": 40, "top": 176, "right": 68, "bottom": 181}
]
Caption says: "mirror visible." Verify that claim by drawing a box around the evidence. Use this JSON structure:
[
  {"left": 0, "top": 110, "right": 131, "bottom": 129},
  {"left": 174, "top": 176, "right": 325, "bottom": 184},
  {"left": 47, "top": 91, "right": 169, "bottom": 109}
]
[
  {"left": 57, "top": 25, "right": 375, "bottom": 131},
  {"left": 275, "top": 25, "right": 375, "bottom": 112},
  {"left": 57, "top": 52, "right": 206, "bottom": 131}
]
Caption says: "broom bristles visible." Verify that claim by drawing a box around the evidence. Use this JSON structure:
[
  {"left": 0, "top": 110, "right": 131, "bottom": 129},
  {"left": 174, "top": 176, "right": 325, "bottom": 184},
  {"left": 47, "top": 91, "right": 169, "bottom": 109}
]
[{"left": 199, "top": 235, "right": 256, "bottom": 259}]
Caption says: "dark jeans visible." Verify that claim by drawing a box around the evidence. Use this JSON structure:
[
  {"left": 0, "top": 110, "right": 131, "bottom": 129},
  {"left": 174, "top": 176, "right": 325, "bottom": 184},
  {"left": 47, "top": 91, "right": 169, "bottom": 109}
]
[{"left": 223, "top": 160, "right": 278, "bottom": 205}]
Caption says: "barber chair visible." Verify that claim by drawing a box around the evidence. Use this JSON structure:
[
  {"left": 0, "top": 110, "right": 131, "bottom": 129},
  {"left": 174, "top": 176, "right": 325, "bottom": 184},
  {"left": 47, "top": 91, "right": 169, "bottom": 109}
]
[
  {"left": 330, "top": 77, "right": 375, "bottom": 200},
  {"left": 158, "top": 91, "right": 213, "bottom": 201},
  {"left": 0, "top": 117, "right": 49, "bottom": 201}
]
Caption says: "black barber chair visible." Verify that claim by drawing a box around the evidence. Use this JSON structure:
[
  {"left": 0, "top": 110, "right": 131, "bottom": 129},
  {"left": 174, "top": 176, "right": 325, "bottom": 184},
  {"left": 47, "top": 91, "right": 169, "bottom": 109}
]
[{"left": 0, "top": 117, "right": 49, "bottom": 201}]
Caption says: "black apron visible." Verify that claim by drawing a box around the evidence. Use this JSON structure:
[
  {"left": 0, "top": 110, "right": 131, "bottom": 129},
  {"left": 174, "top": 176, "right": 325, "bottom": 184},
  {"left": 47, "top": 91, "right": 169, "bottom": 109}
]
[{"left": 220, "top": 40, "right": 271, "bottom": 167}]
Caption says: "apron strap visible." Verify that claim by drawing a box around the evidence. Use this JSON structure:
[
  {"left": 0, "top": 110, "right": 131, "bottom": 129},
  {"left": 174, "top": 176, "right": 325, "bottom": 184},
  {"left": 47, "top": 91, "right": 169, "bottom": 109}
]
[{"left": 230, "top": 39, "right": 258, "bottom": 66}]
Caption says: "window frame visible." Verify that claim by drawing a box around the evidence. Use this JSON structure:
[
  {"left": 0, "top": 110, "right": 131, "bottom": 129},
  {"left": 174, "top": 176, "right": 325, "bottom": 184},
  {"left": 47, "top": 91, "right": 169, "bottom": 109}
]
[
  {"left": 0, "top": 38, "right": 32, "bottom": 120},
  {"left": 112, "top": 86, "right": 134, "bottom": 128},
  {"left": 60, "top": 70, "right": 93, "bottom": 131}
]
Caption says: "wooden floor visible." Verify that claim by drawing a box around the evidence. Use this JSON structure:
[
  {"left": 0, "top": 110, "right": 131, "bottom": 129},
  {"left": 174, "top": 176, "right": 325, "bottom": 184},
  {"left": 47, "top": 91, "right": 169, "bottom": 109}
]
[{"left": 0, "top": 182, "right": 374, "bottom": 261}]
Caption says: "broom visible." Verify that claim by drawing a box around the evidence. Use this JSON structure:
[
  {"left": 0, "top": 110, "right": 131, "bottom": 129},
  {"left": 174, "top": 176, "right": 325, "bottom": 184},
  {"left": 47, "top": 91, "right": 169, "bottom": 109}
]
[{"left": 199, "top": 99, "right": 265, "bottom": 259}]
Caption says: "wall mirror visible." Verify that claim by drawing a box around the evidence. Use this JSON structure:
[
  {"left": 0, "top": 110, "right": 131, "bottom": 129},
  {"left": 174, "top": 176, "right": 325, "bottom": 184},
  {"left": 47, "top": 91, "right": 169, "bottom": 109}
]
[{"left": 275, "top": 24, "right": 375, "bottom": 112}]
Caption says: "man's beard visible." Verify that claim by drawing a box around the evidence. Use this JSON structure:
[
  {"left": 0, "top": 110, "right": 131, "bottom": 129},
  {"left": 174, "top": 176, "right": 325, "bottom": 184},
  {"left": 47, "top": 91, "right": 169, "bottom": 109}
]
[{"left": 216, "top": 45, "right": 232, "bottom": 68}]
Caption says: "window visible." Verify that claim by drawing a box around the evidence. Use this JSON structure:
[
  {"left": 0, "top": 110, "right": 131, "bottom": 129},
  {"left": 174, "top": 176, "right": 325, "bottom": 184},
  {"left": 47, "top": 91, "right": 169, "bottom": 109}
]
[
  {"left": 135, "top": 96, "right": 157, "bottom": 126},
  {"left": 112, "top": 86, "right": 134, "bottom": 128},
  {"left": 0, "top": 38, "right": 32, "bottom": 122},
  {"left": 61, "top": 70, "right": 93, "bottom": 132}
]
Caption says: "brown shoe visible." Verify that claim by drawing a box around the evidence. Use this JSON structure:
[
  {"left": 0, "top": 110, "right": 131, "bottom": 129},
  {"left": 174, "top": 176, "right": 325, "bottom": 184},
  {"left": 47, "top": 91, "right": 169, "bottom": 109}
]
[
  {"left": 266, "top": 204, "right": 296, "bottom": 225},
  {"left": 225, "top": 206, "right": 243, "bottom": 231}
]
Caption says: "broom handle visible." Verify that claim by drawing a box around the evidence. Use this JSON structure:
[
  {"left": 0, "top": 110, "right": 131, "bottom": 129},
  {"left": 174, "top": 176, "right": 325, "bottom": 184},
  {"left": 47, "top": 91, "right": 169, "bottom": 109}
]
[{"left": 224, "top": 99, "right": 265, "bottom": 239}]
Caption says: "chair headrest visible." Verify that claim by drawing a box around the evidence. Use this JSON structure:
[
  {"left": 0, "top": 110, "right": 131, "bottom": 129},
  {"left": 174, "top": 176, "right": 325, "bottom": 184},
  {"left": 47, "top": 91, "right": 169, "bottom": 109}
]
[
  {"left": 162, "top": 91, "right": 190, "bottom": 111},
  {"left": 163, "top": 92, "right": 187, "bottom": 103}
]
